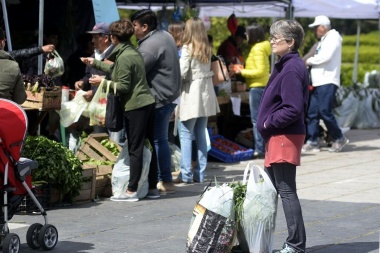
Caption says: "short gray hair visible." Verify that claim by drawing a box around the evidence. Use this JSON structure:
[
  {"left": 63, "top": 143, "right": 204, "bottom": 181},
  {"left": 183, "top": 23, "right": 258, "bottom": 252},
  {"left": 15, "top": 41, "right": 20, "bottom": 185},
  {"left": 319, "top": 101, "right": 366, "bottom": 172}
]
[{"left": 270, "top": 20, "right": 304, "bottom": 51}]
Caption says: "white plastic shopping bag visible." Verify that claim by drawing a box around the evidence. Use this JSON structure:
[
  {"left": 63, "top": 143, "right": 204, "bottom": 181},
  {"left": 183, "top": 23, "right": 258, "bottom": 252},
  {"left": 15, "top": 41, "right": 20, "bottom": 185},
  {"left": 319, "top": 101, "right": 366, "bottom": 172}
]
[
  {"left": 187, "top": 180, "right": 236, "bottom": 253},
  {"left": 238, "top": 162, "right": 278, "bottom": 253},
  {"left": 111, "top": 139, "right": 152, "bottom": 199},
  {"left": 59, "top": 90, "right": 89, "bottom": 127}
]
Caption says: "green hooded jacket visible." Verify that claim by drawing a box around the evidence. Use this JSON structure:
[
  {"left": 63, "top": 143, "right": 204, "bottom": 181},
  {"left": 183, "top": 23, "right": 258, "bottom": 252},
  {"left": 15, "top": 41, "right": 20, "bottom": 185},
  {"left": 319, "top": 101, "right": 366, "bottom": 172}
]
[{"left": 92, "top": 42, "right": 155, "bottom": 111}]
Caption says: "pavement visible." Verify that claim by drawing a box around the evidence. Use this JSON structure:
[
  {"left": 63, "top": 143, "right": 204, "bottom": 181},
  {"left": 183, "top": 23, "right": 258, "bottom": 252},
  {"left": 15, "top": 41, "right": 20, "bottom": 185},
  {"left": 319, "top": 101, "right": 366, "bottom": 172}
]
[{"left": 6, "top": 128, "right": 380, "bottom": 253}]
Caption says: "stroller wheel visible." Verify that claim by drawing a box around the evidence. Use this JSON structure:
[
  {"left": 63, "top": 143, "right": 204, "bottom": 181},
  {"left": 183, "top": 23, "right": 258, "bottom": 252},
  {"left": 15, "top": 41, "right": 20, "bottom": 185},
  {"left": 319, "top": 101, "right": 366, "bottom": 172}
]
[
  {"left": 3, "top": 233, "right": 20, "bottom": 253},
  {"left": 26, "top": 223, "right": 43, "bottom": 249},
  {"left": 38, "top": 224, "right": 58, "bottom": 251}
]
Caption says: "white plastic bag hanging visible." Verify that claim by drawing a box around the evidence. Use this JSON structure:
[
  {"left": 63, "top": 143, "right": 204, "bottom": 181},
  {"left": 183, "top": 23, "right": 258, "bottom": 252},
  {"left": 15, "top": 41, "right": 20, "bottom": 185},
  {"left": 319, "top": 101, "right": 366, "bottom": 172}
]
[
  {"left": 44, "top": 50, "right": 65, "bottom": 78},
  {"left": 88, "top": 79, "right": 110, "bottom": 126},
  {"left": 59, "top": 90, "right": 89, "bottom": 127}
]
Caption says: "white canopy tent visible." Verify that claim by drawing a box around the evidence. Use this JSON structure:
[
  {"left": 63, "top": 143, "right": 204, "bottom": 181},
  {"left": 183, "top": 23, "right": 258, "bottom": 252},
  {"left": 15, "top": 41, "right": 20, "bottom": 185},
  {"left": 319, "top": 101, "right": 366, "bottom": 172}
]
[{"left": 119, "top": 0, "right": 380, "bottom": 84}]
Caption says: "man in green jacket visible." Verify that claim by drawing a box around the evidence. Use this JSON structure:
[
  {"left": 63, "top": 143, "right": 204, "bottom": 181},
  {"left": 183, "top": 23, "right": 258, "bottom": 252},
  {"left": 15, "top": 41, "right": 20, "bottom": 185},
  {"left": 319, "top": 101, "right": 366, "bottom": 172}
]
[{"left": 0, "top": 28, "right": 26, "bottom": 104}]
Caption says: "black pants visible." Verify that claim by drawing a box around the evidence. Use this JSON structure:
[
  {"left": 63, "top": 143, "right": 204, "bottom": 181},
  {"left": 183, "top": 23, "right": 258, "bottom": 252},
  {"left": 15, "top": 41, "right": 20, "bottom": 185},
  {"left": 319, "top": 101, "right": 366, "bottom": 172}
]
[
  {"left": 265, "top": 163, "right": 306, "bottom": 252},
  {"left": 124, "top": 103, "right": 157, "bottom": 192}
]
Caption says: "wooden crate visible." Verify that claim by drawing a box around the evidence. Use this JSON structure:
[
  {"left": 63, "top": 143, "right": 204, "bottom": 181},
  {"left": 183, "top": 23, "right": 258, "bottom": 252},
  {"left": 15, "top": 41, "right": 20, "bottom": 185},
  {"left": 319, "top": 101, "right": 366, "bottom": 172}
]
[
  {"left": 74, "top": 164, "right": 96, "bottom": 203},
  {"left": 22, "top": 86, "right": 62, "bottom": 110},
  {"left": 95, "top": 165, "right": 113, "bottom": 197},
  {"left": 76, "top": 133, "right": 121, "bottom": 162}
]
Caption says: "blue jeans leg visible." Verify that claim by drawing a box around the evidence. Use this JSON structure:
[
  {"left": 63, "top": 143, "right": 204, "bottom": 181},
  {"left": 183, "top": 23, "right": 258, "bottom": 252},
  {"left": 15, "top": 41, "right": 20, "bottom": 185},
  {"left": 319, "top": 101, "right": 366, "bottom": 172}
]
[
  {"left": 306, "top": 84, "right": 343, "bottom": 143},
  {"left": 180, "top": 117, "right": 208, "bottom": 183},
  {"left": 316, "top": 84, "right": 343, "bottom": 141},
  {"left": 249, "top": 88, "right": 265, "bottom": 154},
  {"left": 154, "top": 103, "right": 176, "bottom": 182}
]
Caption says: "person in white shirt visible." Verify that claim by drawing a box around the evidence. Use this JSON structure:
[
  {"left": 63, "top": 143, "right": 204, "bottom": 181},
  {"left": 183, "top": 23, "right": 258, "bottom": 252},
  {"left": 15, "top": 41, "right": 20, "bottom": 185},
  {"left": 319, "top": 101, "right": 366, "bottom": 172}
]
[{"left": 303, "top": 15, "right": 349, "bottom": 153}]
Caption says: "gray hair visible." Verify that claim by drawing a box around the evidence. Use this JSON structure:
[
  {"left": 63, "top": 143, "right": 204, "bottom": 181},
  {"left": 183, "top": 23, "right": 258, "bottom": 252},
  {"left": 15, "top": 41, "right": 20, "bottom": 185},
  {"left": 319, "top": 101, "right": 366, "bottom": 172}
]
[{"left": 270, "top": 20, "right": 304, "bottom": 51}]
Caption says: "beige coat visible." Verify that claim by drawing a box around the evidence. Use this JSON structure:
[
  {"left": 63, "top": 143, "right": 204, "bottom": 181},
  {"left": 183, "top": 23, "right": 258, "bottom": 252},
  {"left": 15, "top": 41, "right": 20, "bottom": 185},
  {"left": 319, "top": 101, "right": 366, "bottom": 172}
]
[{"left": 179, "top": 45, "right": 220, "bottom": 122}]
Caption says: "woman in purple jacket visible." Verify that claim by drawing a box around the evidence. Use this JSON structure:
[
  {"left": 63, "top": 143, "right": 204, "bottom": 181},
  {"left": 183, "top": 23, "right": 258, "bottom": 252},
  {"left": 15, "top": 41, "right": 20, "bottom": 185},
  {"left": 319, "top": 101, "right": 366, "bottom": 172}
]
[{"left": 257, "top": 20, "right": 309, "bottom": 253}]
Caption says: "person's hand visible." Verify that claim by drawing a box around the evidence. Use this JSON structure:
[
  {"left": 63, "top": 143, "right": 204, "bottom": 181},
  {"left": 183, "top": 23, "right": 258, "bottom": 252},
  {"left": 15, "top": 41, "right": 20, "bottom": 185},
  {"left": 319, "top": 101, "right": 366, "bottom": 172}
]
[
  {"left": 89, "top": 75, "right": 104, "bottom": 86},
  {"left": 74, "top": 80, "right": 84, "bottom": 91},
  {"left": 80, "top": 57, "right": 94, "bottom": 66},
  {"left": 83, "top": 90, "right": 93, "bottom": 102},
  {"left": 42, "top": 44, "right": 55, "bottom": 53}
]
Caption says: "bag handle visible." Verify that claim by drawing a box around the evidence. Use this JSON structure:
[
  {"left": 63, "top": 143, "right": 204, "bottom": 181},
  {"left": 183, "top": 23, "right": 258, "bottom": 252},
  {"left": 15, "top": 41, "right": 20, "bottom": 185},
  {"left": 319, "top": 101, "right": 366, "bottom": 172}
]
[
  {"left": 242, "top": 162, "right": 276, "bottom": 192},
  {"left": 113, "top": 82, "right": 117, "bottom": 95}
]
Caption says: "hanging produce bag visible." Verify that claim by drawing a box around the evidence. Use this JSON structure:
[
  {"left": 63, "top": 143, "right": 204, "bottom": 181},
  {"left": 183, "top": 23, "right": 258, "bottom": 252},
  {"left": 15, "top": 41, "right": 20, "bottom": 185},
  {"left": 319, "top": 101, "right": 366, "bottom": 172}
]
[
  {"left": 44, "top": 50, "right": 65, "bottom": 78},
  {"left": 187, "top": 180, "right": 236, "bottom": 253},
  {"left": 237, "top": 162, "right": 278, "bottom": 253},
  {"left": 88, "top": 79, "right": 110, "bottom": 126}
]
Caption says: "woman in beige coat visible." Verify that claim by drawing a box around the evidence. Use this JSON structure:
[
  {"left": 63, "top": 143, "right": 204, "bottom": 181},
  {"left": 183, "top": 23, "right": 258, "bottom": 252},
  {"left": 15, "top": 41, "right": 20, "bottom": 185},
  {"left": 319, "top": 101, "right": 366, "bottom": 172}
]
[{"left": 178, "top": 17, "right": 220, "bottom": 183}]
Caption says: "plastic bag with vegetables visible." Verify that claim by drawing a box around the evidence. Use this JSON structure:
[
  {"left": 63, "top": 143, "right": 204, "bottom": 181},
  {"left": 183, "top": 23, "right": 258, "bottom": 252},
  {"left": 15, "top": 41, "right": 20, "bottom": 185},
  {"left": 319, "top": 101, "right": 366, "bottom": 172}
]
[{"left": 44, "top": 50, "right": 64, "bottom": 78}]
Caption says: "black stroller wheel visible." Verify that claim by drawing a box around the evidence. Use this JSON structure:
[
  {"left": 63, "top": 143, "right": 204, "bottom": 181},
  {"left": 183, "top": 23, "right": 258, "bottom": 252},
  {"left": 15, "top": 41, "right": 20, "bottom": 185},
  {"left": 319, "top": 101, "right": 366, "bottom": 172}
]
[
  {"left": 26, "top": 223, "right": 43, "bottom": 249},
  {"left": 38, "top": 224, "right": 58, "bottom": 251},
  {"left": 3, "top": 233, "right": 20, "bottom": 253}
]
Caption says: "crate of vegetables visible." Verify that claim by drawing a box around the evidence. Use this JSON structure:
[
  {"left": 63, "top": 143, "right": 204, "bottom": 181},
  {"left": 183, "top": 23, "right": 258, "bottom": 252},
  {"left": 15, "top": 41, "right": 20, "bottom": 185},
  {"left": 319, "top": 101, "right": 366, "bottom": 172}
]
[
  {"left": 21, "top": 74, "right": 62, "bottom": 110},
  {"left": 76, "top": 133, "right": 121, "bottom": 162},
  {"left": 209, "top": 135, "right": 253, "bottom": 163}
]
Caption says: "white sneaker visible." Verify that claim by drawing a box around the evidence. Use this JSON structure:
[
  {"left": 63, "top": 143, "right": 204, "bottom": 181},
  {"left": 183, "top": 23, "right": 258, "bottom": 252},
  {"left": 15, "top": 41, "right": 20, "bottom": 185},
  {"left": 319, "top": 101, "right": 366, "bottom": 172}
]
[
  {"left": 328, "top": 137, "right": 349, "bottom": 152},
  {"left": 110, "top": 192, "right": 139, "bottom": 202}
]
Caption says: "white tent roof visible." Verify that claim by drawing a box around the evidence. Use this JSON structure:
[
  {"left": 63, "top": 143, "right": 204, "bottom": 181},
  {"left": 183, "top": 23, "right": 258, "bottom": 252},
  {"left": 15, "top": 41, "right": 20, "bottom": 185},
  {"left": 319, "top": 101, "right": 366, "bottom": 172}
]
[
  {"left": 292, "top": 0, "right": 380, "bottom": 19},
  {"left": 119, "top": 0, "right": 380, "bottom": 20}
]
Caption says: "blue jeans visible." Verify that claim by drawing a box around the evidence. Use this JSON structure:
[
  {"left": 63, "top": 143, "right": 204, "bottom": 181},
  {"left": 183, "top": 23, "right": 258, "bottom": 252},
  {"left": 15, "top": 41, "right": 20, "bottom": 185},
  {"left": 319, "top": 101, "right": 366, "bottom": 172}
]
[
  {"left": 180, "top": 117, "right": 208, "bottom": 183},
  {"left": 249, "top": 87, "right": 265, "bottom": 154},
  {"left": 154, "top": 103, "right": 176, "bottom": 182},
  {"left": 306, "top": 84, "right": 343, "bottom": 144}
]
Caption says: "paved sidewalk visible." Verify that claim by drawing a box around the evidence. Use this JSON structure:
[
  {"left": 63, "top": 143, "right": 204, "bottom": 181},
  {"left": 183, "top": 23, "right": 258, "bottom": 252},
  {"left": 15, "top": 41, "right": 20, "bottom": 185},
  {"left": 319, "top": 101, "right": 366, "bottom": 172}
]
[{"left": 7, "top": 129, "right": 380, "bottom": 253}]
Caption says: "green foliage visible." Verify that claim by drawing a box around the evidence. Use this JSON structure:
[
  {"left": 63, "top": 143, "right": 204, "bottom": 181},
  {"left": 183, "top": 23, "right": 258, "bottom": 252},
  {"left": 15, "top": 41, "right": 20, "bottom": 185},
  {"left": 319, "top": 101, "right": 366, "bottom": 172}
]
[
  {"left": 21, "top": 136, "right": 83, "bottom": 203},
  {"left": 341, "top": 63, "right": 379, "bottom": 87},
  {"left": 229, "top": 181, "right": 247, "bottom": 224}
]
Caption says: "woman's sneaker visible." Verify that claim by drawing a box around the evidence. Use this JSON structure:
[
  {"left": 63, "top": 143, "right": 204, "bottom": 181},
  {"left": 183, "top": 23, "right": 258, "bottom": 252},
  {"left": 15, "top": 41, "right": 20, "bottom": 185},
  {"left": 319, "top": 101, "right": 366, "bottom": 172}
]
[
  {"left": 302, "top": 143, "right": 320, "bottom": 153},
  {"left": 145, "top": 188, "right": 160, "bottom": 199},
  {"left": 328, "top": 136, "right": 349, "bottom": 152},
  {"left": 275, "top": 243, "right": 301, "bottom": 253}
]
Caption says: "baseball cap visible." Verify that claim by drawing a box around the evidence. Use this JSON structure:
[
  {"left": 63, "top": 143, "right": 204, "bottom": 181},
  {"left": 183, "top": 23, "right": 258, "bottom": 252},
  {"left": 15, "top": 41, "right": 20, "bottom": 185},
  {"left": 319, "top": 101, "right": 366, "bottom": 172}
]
[
  {"left": 235, "top": 25, "right": 246, "bottom": 39},
  {"left": 86, "top": 22, "right": 110, "bottom": 35},
  {"left": 309, "top": 15, "right": 330, "bottom": 27}
]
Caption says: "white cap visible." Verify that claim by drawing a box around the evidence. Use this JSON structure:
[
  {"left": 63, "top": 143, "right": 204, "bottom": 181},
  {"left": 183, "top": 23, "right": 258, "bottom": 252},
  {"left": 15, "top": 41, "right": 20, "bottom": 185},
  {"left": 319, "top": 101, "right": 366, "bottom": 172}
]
[{"left": 308, "top": 15, "right": 330, "bottom": 27}]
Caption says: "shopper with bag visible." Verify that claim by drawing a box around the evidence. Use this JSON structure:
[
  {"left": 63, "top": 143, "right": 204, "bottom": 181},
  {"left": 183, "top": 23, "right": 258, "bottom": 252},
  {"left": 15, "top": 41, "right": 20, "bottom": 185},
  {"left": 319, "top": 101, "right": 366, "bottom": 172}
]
[
  {"left": 81, "top": 19, "right": 156, "bottom": 202},
  {"left": 257, "top": 20, "right": 308, "bottom": 253}
]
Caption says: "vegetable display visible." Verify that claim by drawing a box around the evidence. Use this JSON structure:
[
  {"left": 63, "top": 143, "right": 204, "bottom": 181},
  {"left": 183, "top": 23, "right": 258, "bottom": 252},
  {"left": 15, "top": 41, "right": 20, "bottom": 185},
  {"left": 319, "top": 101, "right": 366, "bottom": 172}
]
[{"left": 21, "top": 136, "right": 83, "bottom": 203}]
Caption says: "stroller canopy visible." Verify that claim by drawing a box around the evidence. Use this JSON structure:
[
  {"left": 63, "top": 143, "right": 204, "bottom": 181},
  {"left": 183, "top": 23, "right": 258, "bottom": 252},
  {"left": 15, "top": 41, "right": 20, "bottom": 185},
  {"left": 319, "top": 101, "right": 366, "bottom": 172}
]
[{"left": 0, "top": 99, "right": 28, "bottom": 161}]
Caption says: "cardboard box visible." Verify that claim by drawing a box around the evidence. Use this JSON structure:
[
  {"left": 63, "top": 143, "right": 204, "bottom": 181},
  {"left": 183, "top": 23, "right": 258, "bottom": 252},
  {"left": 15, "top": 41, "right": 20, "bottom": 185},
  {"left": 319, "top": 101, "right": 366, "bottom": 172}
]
[{"left": 22, "top": 86, "right": 62, "bottom": 110}]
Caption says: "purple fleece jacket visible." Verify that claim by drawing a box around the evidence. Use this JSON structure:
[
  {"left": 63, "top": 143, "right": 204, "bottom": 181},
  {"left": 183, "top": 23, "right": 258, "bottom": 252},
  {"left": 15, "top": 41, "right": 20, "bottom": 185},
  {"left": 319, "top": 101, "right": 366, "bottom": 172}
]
[{"left": 257, "top": 52, "right": 309, "bottom": 143}]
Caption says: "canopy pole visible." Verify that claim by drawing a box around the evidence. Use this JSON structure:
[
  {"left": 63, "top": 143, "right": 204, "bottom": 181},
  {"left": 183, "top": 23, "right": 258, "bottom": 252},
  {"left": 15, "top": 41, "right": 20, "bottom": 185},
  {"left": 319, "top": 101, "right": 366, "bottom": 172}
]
[
  {"left": 352, "top": 19, "right": 360, "bottom": 85},
  {"left": 38, "top": 0, "right": 44, "bottom": 75},
  {"left": 1, "top": 0, "right": 12, "bottom": 51}
]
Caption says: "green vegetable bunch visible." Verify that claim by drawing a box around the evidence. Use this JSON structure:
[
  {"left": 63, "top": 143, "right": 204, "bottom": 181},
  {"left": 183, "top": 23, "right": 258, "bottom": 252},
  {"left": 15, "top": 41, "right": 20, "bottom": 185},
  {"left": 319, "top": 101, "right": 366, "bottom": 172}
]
[
  {"left": 230, "top": 181, "right": 247, "bottom": 224},
  {"left": 21, "top": 136, "right": 83, "bottom": 203}
]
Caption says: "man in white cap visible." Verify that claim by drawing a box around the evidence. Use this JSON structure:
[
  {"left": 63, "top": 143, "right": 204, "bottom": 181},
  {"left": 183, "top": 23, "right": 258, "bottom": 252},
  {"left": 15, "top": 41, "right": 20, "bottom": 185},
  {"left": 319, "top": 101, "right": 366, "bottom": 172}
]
[{"left": 303, "top": 15, "right": 349, "bottom": 153}]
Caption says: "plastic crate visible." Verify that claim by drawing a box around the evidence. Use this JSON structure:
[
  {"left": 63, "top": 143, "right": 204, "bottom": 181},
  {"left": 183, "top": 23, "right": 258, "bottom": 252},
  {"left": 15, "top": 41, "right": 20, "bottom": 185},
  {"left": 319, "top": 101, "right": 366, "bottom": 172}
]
[
  {"left": 209, "top": 135, "right": 253, "bottom": 163},
  {"left": 17, "top": 184, "right": 51, "bottom": 213}
]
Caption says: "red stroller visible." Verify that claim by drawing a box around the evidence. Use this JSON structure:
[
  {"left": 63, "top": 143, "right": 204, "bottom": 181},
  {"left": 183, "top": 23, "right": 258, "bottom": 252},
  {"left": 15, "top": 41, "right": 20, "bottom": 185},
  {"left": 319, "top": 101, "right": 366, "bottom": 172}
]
[{"left": 0, "top": 98, "right": 58, "bottom": 252}]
